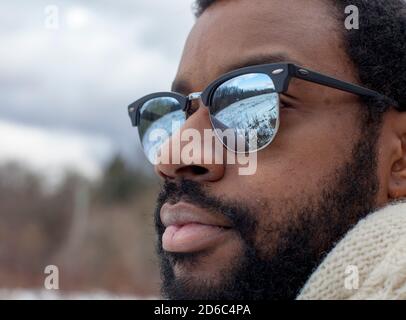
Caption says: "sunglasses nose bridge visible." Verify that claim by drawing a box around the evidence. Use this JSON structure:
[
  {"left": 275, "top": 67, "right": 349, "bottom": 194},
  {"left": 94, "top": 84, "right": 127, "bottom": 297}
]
[
  {"left": 188, "top": 92, "right": 202, "bottom": 101},
  {"left": 183, "top": 91, "right": 204, "bottom": 113}
]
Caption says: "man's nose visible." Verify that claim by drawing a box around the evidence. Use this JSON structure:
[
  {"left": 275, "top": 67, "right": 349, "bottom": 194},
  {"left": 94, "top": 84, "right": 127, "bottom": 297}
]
[{"left": 154, "top": 106, "right": 226, "bottom": 182}]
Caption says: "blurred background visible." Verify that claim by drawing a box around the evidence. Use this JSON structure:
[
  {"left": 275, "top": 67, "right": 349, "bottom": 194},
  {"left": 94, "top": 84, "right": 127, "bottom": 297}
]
[{"left": 0, "top": 0, "right": 195, "bottom": 299}]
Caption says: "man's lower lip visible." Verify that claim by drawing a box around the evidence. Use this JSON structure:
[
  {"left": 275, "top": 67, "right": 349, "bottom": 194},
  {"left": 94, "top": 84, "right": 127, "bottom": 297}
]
[{"left": 162, "top": 223, "right": 232, "bottom": 253}]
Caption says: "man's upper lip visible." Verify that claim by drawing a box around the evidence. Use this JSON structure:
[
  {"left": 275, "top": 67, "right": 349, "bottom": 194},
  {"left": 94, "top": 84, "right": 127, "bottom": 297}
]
[{"left": 160, "top": 201, "right": 232, "bottom": 228}]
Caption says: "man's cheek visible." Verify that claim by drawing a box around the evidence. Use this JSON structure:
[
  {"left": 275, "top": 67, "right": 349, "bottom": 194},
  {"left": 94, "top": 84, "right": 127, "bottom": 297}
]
[{"left": 254, "top": 147, "right": 344, "bottom": 200}]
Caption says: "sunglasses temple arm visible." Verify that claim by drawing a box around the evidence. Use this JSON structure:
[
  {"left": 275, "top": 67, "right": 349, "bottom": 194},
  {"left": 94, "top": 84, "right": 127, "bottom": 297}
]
[{"left": 290, "top": 65, "right": 398, "bottom": 107}]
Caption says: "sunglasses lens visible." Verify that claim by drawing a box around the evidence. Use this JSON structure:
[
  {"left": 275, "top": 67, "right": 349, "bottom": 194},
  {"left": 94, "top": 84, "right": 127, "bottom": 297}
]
[
  {"left": 210, "top": 73, "right": 279, "bottom": 152},
  {"left": 138, "top": 97, "right": 185, "bottom": 163}
]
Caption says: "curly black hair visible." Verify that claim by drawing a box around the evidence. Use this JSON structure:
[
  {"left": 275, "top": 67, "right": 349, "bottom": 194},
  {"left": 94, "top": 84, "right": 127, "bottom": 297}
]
[{"left": 193, "top": 0, "right": 406, "bottom": 114}]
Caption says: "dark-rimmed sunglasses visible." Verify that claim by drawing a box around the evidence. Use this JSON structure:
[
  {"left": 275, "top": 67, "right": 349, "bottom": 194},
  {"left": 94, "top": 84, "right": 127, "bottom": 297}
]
[{"left": 128, "top": 62, "right": 397, "bottom": 163}]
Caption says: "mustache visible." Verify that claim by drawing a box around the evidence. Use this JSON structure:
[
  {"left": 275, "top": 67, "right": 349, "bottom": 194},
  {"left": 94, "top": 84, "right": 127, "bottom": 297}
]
[{"left": 154, "top": 179, "right": 257, "bottom": 238}]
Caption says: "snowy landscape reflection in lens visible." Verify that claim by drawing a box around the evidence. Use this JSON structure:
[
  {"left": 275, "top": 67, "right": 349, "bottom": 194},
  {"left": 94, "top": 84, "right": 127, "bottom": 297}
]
[
  {"left": 138, "top": 97, "right": 185, "bottom": 163},
  {"left": 210, "top": 73, "right": 279, "bottom": 152}
]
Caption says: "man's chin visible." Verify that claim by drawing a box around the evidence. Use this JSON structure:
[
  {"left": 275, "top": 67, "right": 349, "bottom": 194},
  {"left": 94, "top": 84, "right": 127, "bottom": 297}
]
[
  {"left": 167, "top": 237, "right": 242, "bottom": 273},
  {"left": 159, "top": 240, "right": 245, "bottom": 299}
]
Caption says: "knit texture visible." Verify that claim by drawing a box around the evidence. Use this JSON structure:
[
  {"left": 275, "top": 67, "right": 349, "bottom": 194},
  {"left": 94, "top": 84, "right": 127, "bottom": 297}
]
[{"left": 297, "top": 201, "right": 406, "bottom": 300}]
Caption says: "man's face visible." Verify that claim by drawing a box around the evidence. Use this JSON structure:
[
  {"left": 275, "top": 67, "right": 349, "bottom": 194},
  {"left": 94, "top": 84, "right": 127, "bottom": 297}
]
[{"left": 153, "top": 0, "right": 388, "bottom": 299}]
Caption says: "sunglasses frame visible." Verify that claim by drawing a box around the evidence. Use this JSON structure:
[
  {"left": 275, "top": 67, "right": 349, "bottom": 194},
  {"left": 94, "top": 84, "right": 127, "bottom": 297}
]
[{"left": 128, "top": 62, "right": 398, "bottom": 127}]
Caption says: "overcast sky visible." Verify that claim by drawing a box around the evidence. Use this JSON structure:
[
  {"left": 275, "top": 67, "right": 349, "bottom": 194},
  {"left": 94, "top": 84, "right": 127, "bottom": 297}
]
[{"left": 0, "top": 0, "right": 195, "bottom": 181}]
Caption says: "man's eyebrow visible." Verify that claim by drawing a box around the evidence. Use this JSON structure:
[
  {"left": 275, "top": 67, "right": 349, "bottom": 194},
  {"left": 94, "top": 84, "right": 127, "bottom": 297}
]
[
  {"left": 171, "top": 52, "right": 301, "bottom": 94},
  {"left": 221, "top": 52, "right": 300, "bottom": 76}
]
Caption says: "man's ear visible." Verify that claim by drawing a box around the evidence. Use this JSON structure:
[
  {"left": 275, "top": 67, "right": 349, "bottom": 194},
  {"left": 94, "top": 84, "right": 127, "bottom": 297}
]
[{"left": 388, "top": 112, "right": 406, "bottom": 200}]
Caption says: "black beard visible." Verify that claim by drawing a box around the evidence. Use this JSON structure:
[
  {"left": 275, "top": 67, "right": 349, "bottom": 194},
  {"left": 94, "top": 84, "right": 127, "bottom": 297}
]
[{"left": 154, "top": 118, "right": 381, "bottom": 300}]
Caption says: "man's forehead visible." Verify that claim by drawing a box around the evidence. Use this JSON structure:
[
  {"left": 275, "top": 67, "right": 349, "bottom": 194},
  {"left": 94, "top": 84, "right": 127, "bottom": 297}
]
[{"left": 173, "top": 0, "right": 352, "bottom": 94}]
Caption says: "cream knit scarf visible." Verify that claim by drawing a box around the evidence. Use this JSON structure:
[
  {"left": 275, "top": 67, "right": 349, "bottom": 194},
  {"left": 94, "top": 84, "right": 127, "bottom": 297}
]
[{"left": 297, "top": 201, "right": 406, "bottom": 300}]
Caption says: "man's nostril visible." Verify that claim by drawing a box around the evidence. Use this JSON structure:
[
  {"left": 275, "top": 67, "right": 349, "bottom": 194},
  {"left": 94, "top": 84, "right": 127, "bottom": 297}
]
[
  {"left": 176, "top": 165, "right": 209, "bottom": 176},
  {"left": 191, "top": 166, "right": 209, "bottom": 175}
]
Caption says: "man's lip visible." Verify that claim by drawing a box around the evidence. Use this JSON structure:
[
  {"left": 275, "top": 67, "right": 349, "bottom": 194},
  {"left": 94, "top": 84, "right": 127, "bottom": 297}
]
[
  {"left": 160, "top": 201, "right": 234, "bottom": 253},
  {"left": 160, "top": 201, "right": 232, "bottom": 228}
]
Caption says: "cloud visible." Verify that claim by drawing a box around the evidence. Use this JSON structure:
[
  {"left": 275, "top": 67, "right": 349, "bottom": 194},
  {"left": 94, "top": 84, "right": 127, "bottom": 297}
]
[
  {"left": 0, "top": 119, "right": 113, "bottom": 184},
  {"left": 0, "top": 0, "right": 195, "bottom": 171}
]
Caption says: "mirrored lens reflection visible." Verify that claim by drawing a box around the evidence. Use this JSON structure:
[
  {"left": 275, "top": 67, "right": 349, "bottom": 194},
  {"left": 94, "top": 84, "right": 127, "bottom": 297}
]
[
  {"left": 138, "top": 97, "right": 185, "bottom": 163},
  {"left": 211, "top": 73, "right": 279, "bottom": 152}
]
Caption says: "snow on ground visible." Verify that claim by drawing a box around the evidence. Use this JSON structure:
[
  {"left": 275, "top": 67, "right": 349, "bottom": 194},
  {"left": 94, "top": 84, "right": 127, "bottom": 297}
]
[{"left": 0, "top": 289, "right": 158, "bottom": 300}]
